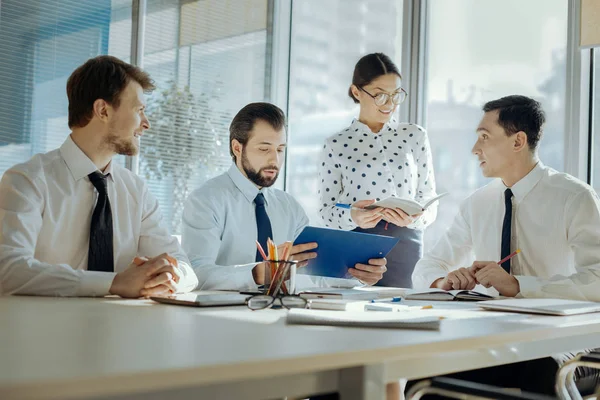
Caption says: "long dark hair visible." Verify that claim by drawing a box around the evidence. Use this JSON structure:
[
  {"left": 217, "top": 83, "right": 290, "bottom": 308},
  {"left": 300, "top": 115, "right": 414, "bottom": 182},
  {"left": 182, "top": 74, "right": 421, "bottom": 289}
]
[{"left": 348, "top": 53, "right": 401, "bottom": 103}]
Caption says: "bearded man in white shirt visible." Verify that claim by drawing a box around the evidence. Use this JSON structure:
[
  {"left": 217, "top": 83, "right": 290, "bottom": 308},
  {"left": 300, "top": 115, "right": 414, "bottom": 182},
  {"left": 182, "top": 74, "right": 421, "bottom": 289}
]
[
  {"left": 408, "top": 95, "right": 600, "bottom": 396},
  {"left": 0, "top": 55, "right": 198, "bottom": 298}
]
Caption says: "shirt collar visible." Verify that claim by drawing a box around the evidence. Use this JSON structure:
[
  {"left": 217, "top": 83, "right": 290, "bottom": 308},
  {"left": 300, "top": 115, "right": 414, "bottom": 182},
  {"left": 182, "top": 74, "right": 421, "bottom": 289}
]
[
  {"left": 350, "top": 118, "right": 395, "bottom": 135},
  {"left": 227, "top": 164, "right": 268, "bottom": 204},
  {"left": 504, "top": 161, "right": 545, "bottom": 203},
  {"left": 60, "top": 135, "right": 115, "bottom": 182}
]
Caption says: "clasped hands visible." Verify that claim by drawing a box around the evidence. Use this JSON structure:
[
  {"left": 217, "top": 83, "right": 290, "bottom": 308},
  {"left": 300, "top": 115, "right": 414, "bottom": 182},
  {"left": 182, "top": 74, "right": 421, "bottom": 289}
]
[
  {"left": 252, "top": 242, "right": 387, "bottom": 286},
  {"left": 109, "top": 253, "right": 182, "bottom": 298},
  {"left": 434, "top": 261, "right": 520, "bottom": 297}
]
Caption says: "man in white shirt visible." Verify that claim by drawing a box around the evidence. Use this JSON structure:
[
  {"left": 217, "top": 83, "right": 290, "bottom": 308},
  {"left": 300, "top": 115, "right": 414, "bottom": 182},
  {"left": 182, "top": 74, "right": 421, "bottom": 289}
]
[
  {"left": 408, "top": 95, "right": 600, "bottom": 396},
  {"left": 0, "top": 56, "right": 198, "bottom": 297},
  {"left": 413, "top": 95, "right": 600, "bottom": 301},
  {"left": 182, "top": 102, "right": 388, "bottom": 291}
]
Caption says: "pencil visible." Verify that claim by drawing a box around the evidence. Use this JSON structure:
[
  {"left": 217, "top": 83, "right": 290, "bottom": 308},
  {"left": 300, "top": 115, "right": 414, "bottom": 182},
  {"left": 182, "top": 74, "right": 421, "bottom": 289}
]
[
  {"left": 498, "top": 249, "right": 521, "bottom": 265},
  {"left": 256, "top": 241, "right": 268, "bottom": 261}
]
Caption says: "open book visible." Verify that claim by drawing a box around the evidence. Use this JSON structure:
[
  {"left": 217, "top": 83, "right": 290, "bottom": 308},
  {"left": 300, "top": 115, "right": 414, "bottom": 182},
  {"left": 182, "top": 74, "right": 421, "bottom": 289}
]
[
  {"left": 405, "top": 289, "right": 494, "bottom": 302},
  {"left": 365, "top": 192, "right": 448, "bottom": 215}
]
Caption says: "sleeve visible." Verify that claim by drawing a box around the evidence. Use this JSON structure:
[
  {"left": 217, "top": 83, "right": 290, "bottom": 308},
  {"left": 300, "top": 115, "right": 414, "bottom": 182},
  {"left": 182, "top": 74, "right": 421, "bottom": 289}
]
[
  {"left": 138, "top": 184, "right": 198, "bottom": 293},
  {"left": 408, "top": 128, "right": 438, "bottom": 230},
  {"left": 0, "top": 169, "right": 115, "bottom": 297},
  {"left": 181, "top": 190, "right": 258, "bottom": 291},
  {"left": 317, "top": 140, "right": 358, "bottom": 231},
  {"left": 515, "top": 189, "right": 600, "bottom": 301},
  {"left": 411, "top": 200, "right": 475, "bottom": 289}
]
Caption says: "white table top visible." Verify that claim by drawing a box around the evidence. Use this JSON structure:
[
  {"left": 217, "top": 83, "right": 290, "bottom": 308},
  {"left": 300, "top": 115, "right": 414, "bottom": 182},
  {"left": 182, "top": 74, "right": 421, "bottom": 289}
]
[{"left": 2, "top": 295, "right": 600, "bottom": 400}]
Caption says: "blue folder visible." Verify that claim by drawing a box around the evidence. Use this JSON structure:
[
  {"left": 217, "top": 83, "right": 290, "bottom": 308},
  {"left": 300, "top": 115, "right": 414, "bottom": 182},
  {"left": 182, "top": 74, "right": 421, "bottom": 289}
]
[{"left": 294, "top": 226, "right": 400, "bottom": 279}]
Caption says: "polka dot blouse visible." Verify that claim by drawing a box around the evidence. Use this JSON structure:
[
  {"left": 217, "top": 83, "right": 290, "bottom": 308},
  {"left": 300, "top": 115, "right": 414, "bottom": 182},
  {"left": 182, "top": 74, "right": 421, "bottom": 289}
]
[{"left": 318, "top": 118, "right": 439, "bottom": 231}]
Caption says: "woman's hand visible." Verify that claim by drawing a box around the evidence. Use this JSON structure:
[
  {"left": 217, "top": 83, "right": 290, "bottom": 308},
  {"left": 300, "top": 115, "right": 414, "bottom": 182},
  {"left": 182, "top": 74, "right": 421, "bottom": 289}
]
[
  {"left": 350, "top": 199, "right": 383, "bottom": 229},
  {"left": 381, "top": 208, "right": 422, "bottom": 227}
]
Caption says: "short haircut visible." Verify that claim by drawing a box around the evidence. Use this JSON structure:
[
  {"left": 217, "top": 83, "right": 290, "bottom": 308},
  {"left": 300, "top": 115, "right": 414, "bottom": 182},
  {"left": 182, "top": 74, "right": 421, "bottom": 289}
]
[
  {"left": 483, "top": 95, "right": 546, "bottom": 151},
  {"left": 229, "top": 102, "right": 286, "bottom": 162},
  {"left": 66, "top": 55, "right": 155, "bottom": 128}
]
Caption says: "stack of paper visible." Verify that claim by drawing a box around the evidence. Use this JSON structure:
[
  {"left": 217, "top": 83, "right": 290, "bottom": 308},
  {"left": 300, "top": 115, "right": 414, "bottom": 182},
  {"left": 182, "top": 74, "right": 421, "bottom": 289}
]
[
  {"left": 478, "top": 298, "right": 600, "bottom": 316},
  {"left": 286, "top": 309, "right": 441, "bottom": 330}
]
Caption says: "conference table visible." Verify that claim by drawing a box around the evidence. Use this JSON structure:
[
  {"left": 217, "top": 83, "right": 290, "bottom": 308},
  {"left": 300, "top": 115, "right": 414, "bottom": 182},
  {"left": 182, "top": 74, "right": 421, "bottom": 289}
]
[{"left": 2, "top": 294, "right": 600, "bottom": 400}]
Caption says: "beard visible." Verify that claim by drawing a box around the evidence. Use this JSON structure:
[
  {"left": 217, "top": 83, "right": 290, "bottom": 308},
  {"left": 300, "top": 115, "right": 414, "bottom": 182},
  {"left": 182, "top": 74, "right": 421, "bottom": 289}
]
[
  {"left": 241, "top": 149, "right": 279, "bottom": 188},
  {"left": 104, "top": 128, "right": 139, "bottom": 156}
]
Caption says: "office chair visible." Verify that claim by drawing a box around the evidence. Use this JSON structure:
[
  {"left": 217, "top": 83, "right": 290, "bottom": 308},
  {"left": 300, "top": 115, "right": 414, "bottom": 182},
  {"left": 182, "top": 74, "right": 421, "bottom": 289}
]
[{"left": 407, "top": 352, "right": 600, "bottom": 400}]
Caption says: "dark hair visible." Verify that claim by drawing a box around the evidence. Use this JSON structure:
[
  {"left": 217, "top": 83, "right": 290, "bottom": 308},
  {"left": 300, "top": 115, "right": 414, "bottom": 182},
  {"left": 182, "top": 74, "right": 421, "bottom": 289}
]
[
  {"left": 229, "top": 102, "right": 286, "bottom": 162},
  {"left": 66, "top": 55, "right": 155, "bottom": 128},
  {"left": 348, "top": 53, "right": 402, "bottom": 103},
  {"left": 482, "top": 95, "right": 546, "bottom": 151}
]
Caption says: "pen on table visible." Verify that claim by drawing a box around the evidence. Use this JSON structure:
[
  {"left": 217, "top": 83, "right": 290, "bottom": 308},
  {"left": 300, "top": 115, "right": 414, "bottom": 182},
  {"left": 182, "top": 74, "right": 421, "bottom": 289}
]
[
  {"left": 370, "top": 297, "right": 402, "bottom": 303},
  {"left": 498, "top": 249, "right": 521, "bottom": 265}
]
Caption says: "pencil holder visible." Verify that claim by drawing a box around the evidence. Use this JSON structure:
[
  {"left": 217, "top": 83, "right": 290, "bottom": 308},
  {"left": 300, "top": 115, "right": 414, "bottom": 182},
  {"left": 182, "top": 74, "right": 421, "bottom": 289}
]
[{"left": 263, "top": 260, "right": 297, "bottom": 296}]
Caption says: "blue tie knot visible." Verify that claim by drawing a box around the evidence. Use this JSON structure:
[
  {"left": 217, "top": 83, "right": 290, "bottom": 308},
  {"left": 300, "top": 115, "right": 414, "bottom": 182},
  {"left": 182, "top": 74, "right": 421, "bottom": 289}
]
[{"left": 255, "top": 193, "right": 266, "bottom": 206}]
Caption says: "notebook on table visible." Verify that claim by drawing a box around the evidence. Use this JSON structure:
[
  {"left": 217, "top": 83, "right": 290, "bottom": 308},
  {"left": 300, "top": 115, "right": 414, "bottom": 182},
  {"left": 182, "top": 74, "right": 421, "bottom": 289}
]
[
  {"left": 364, "top": 192, "right": 448, "bottom": 215},
  {"left": 477, "top": 298, "right": 600, "bottom": 316},
  {"left": 151, "top": 293, "right": 250, "bottom": 307},
  {"left": 286, "top": 309, "right": 441, "bottom": 330},
  {"left": 405, "top": 289, "right": 495, "bottom": 301},
  {"left": 299, "top": 288, "right": 379, "bottom": 300}
]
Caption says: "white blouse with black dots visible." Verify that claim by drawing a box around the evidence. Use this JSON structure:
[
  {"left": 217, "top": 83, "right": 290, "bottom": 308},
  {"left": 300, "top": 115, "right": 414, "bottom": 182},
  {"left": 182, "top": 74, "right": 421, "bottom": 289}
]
[{"left": 318, "top": 118, "right": 439, "bottom": 231}]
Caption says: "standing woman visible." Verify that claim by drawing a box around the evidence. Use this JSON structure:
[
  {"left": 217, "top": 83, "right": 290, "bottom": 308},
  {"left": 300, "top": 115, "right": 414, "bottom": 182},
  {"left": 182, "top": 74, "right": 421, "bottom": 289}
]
[{"left": 318, "top": 52, "right": 439, "bottom": 288}]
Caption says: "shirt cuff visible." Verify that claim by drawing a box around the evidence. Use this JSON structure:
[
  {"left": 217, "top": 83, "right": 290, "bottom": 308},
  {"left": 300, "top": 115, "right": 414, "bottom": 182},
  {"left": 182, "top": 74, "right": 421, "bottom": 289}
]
[
  {"left": 77, "top": 271, "right": 117, "bottom": 297},
  {"left": 514, "top": 275, "right": 543, "bottom": 298},
  {"left": 234, "top": 263, "right": 260, "bottom": 291}
]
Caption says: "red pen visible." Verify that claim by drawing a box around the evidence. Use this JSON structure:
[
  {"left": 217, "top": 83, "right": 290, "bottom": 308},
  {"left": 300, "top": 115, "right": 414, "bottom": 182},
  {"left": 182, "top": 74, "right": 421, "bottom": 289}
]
[{"left": 498, "top": 249, "right": 521, "bottom": 265}]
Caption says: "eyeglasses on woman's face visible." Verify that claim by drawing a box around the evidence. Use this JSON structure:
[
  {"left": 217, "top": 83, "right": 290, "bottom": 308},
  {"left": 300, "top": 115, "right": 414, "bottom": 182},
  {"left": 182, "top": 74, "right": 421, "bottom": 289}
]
[{"left": 359, "top": 86, "right": 408, "bottom": 106}]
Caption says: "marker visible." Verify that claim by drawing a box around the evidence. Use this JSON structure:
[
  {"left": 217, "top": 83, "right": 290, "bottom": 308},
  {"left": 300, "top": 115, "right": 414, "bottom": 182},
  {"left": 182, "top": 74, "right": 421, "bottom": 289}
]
[{"left": 370, "top": 297, "right": 402, "bottom": 303}]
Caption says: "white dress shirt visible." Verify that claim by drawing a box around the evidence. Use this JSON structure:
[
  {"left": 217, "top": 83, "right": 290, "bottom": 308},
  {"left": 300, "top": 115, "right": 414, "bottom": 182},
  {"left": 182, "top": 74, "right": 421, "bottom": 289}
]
[
  {"left": 182, "top": 165, "right": 358, "bottom": 291},
  {"left": 318, "top": 119, "right": 438, "bottom": 230},
  {"left": 412, "top": 162, "right": 600, "bottom": 301},
  {"left": 0, "top": 136, "right": 198, "bottom": 296}
]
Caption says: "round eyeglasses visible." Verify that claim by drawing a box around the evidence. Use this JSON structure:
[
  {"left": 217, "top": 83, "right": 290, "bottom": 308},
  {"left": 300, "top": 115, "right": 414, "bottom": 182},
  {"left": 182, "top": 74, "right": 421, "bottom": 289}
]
[
  {"left": 359, "top": 86, "right": 408, "bottom": 106},
  {"left": 246, "top": 294, "right": 307, "bottom": 310}
]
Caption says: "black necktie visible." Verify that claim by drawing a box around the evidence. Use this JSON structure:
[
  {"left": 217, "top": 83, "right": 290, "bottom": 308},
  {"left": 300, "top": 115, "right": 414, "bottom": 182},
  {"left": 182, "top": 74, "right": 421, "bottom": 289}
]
[
  {"left": 500, "top": 188, "right": 513, "bottom": 273},
  {"left": 254, "top": 193, "right": 273, "bottom": 262},
  {"left": 88, "top": 171, "right": 114, "bottom": 272}
]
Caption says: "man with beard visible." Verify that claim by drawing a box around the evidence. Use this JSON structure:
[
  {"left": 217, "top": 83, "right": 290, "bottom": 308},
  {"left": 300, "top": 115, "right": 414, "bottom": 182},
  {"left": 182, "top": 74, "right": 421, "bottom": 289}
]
[
  {"left": 0, "top": 56, "right": 198, "bottom": 297},
  {"left": 182, "top": 102, "right": 388, "bottom": 291}
]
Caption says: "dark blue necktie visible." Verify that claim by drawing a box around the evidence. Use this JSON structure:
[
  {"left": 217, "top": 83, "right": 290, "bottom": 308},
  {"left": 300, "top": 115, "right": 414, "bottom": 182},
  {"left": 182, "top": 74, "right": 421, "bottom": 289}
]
[
  {"left": 254, "top": 193, "right": 273, "bottom": 262},
  {"left": 500, "top": 188, "right": 513, "bottom": 273},
  {"left": 88, "top": 171, "right": 114, "bottom": 272}
]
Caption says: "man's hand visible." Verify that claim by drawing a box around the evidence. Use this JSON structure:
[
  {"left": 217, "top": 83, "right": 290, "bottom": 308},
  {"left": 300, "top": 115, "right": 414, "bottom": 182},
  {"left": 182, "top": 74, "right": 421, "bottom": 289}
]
[
  {"left": 351, "top": 200, "right": 383, "bottom": 229},
  {"left": 281, "top": 242, "right": 318, "bottom": 267},
  {"left": 432, "top": 267, "right": 477, "bottom": 290},
  {"left": 252, "top": 242, "right": 319, "bottom": 284},
  {"left": 471, "top": 261, "right": 520, "bottom": 297},
  {"left": 348, "top": 258, "right": 387, "bottom": 285},
  {"left": 109, "top": 253, "right": 180, "bottom": 298}
]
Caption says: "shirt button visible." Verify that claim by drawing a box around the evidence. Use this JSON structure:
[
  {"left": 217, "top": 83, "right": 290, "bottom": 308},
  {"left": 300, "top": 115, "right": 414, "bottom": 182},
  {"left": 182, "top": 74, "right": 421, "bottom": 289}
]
[{"left": 511, "top": 236, "right": 516, "bottom": 240}]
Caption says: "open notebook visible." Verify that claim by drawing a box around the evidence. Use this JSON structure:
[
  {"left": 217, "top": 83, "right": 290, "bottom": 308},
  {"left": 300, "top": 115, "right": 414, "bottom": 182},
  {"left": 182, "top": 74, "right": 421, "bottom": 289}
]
[
  {"left": 365, "top": 192, "right": 448, "bottom": 215},
  {"left": 478, "top": 298, "right": 600, "bottom": 316},
  {"left": 286, "top": 309, "right": 441, "bottom": 330},
  {"left": 405, "top": 289, "right": 494, "bottom": 302}
]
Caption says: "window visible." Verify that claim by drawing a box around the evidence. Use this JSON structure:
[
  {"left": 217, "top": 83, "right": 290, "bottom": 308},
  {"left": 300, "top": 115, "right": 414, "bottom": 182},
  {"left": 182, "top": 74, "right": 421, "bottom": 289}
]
[
  {"left": 286, "top": 0, "right": 404, "bottom": 225},
  {"left": 139, "top": 0, "right": 272, "bottom": 234},
  {"left": 423, "top": 0, "right": 568, "bottom": 248},
  {"left": 592, "top": 49, "right": 600, "bottom": 192},
  {"left": 0, "top": 0, "right": 132, "bottom": 176}
]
